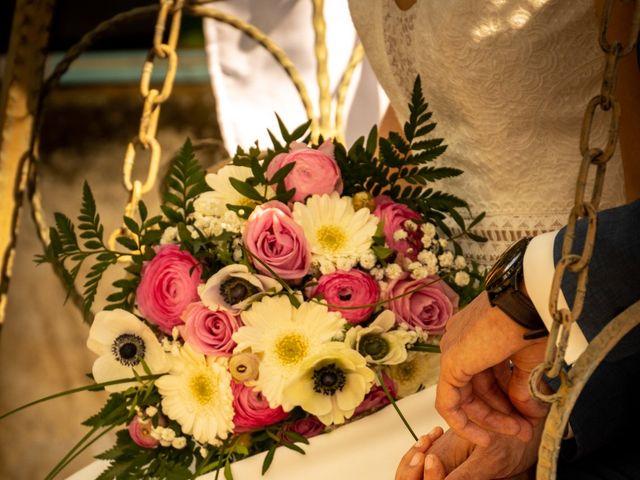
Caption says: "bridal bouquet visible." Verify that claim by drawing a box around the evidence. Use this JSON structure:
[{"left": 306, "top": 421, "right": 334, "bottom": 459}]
[{"left": 30, "top": 78, "right": 484, "bottom": 478}]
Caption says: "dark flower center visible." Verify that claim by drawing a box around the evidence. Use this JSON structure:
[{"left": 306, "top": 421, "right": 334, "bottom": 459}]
[
  {"left": 220, "top": 277, "right": 259, "bottom": 306},
  {"left": 111, "top": 333, "right": 146, "bottom": 367},
  {"left": 358, "top": 334, "right": 390, "bottom": 360},
  {"left": 337, "top": 287, "right": 352, "bottom": 302},
  {"left": 312, "top": 363, "right": 346, "bottom": 396}
]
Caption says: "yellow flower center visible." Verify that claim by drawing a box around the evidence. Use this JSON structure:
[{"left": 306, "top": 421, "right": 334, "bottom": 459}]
[
  {"left": 316, "top": 225, "right": 347, "bottom": 253},
  {"left": 274, "top": 333, "right": 309, "bottom": 366},
  {"left": 189, "top": 373, "right": 217, "bottom": 405},
  {"left": 238, "top": 196, "right": 257, "bottom": 207}
]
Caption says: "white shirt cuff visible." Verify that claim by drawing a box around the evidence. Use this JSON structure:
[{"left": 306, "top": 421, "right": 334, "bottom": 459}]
[{"left": 523, "top": 231, "right": 589, "bottom": 364}]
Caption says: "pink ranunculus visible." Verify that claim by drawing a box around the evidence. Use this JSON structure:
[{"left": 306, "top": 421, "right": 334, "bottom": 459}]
[
  {"left": 385, "top": 274, "right": 459, "bottom": 334},
  {"left": 266, "top": 141, "right": 343, "bottom": 203},
  {"left": 280, "top": 416, "right": 326, "bottom": 442},
  {"left": 307, "top": 269, "right": 380, "bottom": 324},
  {"left": 373, "top": 195, "right": 423, "bottom": 260},
  {"left": 128, "top": 417, "right": 158, "bottom": 449},
  {"left": 353, "top": 373, "right": 396, "bottom": 417},
  {"left": 243, "top": 201, "right": 311, "bottom": 281},
  {"left": 136, "top": 244, "right": 202, "bottom": 334},
  {"left": 232, "top": 381, "right": 289, "bottom": 432},
  {"left": 179, "top": 302, "right": 241, "bottom": 356}
]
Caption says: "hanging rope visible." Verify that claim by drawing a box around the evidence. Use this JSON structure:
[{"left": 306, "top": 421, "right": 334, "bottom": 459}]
[{"left": 529, "top": 1, "right": 640, "bottom": 477}]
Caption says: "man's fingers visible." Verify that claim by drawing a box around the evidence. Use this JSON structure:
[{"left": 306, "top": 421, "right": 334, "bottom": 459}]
[
  {"left": 460, "top": 395, "right": 523, "bottom": 436},
  {"left": 471, "top": 369, "right": 515, "bottom": 414},
  {"left": 395, "top": 428, "right": 444, "bottom": 480},
  {"left": 423, "top": 454, "right": 446, "bottom": 480},
  {"left": 435, "top": 382, "right": 492, "bottom": 447}
]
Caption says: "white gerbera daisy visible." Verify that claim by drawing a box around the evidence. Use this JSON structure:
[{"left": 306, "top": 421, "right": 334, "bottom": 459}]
[
  {"left": 283, "top": 342, "right": 375, "bottom": 425},
  {"left": 344, "top": 310, "right": 417, "bottom": 365},
  {"left": 155, "top": 344, "right": 234, "bottom": 445},
  {"left": 233, "top": 295, "right": 345, "bottom": 410},
  {"left": 205, "top": 165, "right": 274, "bottom": 209},
  {"left": 292, "top": 193, "right": 379, "bottom": 265},
  {"left": 86, "top": 309, "right": 169, "bottom": 392}
]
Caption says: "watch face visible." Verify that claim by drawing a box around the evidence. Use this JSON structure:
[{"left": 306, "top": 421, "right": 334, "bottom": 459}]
[{"left": 486, "top": 237, "right": 530, "bottom": 291}]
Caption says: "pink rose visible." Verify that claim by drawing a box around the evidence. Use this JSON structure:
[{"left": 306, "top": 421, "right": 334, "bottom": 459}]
[
  {"left": 136, "top": 244, "right": 202, "bottom": 334},
  {"left": 280, "top": 416, "right": 326, "bottom": 441},
  {"left": 373, "top": 195, "right": 422, "bottom": 260},
  {"left": 128, "top": 417, "right": 158, "bottom": 449},
  {"left": 266, "top": 141, "right": 343, "bottom": 203},
  {"left": 243, "top": 201, "right": 311, "bottom": 281},
  {"left": 307, "top": 269, "right": 380, "bottom": 324},
  {"left": 179, "top": 302, "right": 241, "bottom": 356},
  {"left": 385, "top": 274, "right": 459, "bottom": 333},
  {"left": 353, "top": 374, "right": 396, "bottom": 417},
  {"left": 232, "top": 381, "right": 289, "bottom": 432}
]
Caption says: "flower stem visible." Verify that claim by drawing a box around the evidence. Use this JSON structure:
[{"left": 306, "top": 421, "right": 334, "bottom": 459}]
[
  {"left": 408, "top": 343, "right": 441, "bottom": 353},
  {"left": 0, "top": 374, "right": 161, "bottom": 421},
  {"left": 242, "top": 247, "right": 301, "bottom": 307},
  {"left": 45, "top": 424, "right": 116, "bottom": 480},
  {"left": 376, "top": 371, "right": 418, "bottom": 441}
]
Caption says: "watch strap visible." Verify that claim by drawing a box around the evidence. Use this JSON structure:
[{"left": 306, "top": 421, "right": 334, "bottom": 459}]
[{"left": 491, "top": 289, "right": 548, "bottom": 339}]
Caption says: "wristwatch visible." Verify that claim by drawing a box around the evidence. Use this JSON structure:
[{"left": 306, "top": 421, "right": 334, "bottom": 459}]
[{"left": 485, "top": 237, "right": 548, "bottom": 340}]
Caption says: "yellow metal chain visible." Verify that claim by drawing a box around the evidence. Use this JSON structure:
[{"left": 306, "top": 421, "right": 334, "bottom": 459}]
[
  {"left": 107, "top": 0, "right": 184, "bottom": 252},
  {"left": 530, "top": 0, "right": 640, "bottom": 397}
]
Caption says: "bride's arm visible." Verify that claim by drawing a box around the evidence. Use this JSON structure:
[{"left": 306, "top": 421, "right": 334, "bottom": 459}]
[{"left": 595, "top": 0, "right": 640, "bottom": 202}]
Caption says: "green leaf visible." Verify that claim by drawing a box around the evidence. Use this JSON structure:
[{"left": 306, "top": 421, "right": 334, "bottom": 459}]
[
  {"left": 269, "top": 161, "right": 295, "bottom": 185},
  {"left": 123, "top": 216, "right": 139, "bottom": 235},
  {"left": 372, "top": 245, "right": 393, "bottom": 260},
  {"left": 282, "top": 442, "right": 306, "bottom": 455},
  {"left": 161, "top": 138, "right": 209, "bottom": 226},
  {"left": 289, "top": 119, "right": 312, "bottom": 141},
  {"left": 275, "top": 113, "right": 291, "bottom": 143},
  {"left": 116, "top": 236, "right": 138, "bottom": 251},
  {"left": 366, "top": 125, "right": 378, "bottom": 154},
  {"left": 229, "top": 177, "right": 265, "bottom": 202},
  {"left": 262, "top": 446, "right": 276, "bottom": 475},
  {"left": 223, "top": 459, "right": 233, "bottom": 480},
  {"left": 466, "top": 231, "right": 488, "bottom": 243}
]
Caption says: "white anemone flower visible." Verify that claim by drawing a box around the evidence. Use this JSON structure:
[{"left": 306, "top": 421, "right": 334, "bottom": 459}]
[
  {"left": 233, "top": 295, "right": 345, "bottom": 410},
  {"left": 344, "top": 310, "right": 417, "bottom": 365},
  {"left": 198, "top": 264, "right": 282, "bottom": 314},
  {"left": 387, "top": 351, "right": 440, "bottom": 398},
  {"left": 86, "top": 309, "right": 169, "bottom": 392},
  {"left": 156, "top": 344, "right": 235, "bottom": 445},
  {"left": 292, "top": 193, "right": 379, "bottom": 265},
  {"left": 205, "top": 165, "right": 274, "bottom": 209},
  {"left": 283, "top": 342, "right": 375, "bottom": 425}
]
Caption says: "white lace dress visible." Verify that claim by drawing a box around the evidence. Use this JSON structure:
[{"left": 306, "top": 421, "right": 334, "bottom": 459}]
[{"left": 349, "top": 0, "right": 626, "bottom": 265}]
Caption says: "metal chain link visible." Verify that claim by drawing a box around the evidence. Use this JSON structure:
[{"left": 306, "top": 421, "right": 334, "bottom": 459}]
[
  {"left": 530, "top": 0, "right": 640, "bottom": 404},
  {"left": 107, "top": 0, "right": 184, "bottom": 252}
]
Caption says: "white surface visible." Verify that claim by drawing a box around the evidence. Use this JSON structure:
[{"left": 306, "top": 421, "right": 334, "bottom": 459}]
[
  {"left": 524, "top": 231, "right": 588, "bottom": 364},
  {"left": 67, "top": 385, "right": 443, "bottom": 480}
]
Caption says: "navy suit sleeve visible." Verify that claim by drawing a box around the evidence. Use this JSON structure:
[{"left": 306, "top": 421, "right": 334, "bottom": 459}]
[
  {"left": 552, "top": 199, "right": 640, "bottom": 462},
  {"left": 553, "top": 198, "right": 640, "bottom": 360}
]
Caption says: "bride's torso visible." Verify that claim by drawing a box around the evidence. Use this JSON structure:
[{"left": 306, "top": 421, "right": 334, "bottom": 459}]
[{"left": 349, "top": 0, "right": 626, "bottom": 265}]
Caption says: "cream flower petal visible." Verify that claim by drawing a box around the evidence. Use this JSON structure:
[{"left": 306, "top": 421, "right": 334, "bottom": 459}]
[
  {"left": 86, "top": 309, "right": 144, "bottom": 354},
  {"left": 92, "top": 356, "right": 138, "bottom": 393}
]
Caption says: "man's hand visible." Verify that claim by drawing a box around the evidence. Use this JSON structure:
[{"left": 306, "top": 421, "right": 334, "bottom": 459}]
[
  {"left": 436, "top": 292, "right": 548, "bottom": 446},
  {"left": 395, "top": 424, "right": 543, "bottom": 480}
]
